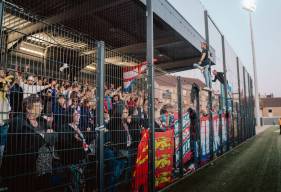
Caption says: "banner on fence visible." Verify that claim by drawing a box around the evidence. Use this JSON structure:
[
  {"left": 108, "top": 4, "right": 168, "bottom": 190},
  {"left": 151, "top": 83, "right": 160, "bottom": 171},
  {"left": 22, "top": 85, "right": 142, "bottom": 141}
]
[
  {"left": 155, "top": 130, "right": 174, "bottom": 189},
  {"left": 132, "top": 129, "right": 149, "bottom": 192},
  {"left": 213, "top": 114, "right": 220, "bottom": 153},
  {"left": 200, "top": 115, "right": 210, "bottom": 163},
  {"left": 174, "top": 112, "right": 192, "bottom": 166},
  {"left": 132, "top": 129, "right": 174, "bottom": 191},
  {"left": 123, "top": 63, "right": 147, "bottom": 92}
]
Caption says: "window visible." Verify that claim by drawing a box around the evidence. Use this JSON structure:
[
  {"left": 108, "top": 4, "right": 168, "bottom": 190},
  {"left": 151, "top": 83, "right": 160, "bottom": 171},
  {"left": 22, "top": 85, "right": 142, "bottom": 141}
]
[{"left": 268, "top": 109, "right": 272, "bottom": 113}]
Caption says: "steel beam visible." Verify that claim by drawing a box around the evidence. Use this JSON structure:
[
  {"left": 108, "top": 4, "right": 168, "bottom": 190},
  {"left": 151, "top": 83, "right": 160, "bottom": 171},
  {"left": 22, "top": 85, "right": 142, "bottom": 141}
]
[{"left": 146, "top": 0, "right": 155, "bottom": 191}]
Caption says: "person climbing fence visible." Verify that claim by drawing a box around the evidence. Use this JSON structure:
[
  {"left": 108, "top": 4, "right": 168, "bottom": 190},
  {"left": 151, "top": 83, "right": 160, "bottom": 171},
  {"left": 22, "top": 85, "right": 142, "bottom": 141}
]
[{"left": 193, "top": 42, "right": 212, "bottom": 91}]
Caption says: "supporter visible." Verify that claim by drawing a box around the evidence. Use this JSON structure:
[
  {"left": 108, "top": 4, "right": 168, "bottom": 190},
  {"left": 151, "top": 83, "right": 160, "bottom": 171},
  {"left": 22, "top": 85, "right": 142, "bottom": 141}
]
[
  {"left": 127, "top": 93, "right": 137, "bottom": 115},
  {"left": 69, "top": 91, "right": 81, "bottom": 113},
  {"left": 9, "top": 79, "right": 23, "bottom": 114},
  {"left": 1, "top": 95, "right": 57, "bottom": 191},
  {"left": 42, "top": 88, "right": 53, "bottom": 115},
  {"left": 53, "top": 94, "right": 70, "bottom": 129},
  {"left": 80, "top": 99, "right": 94, "bottom": 143},
  {"left": 193, "top": 42, "right": 212, "bottom": 91},
  {"left": 212, "top": 70, "right": 225, "bottom": 84},
  {"left": 56, "top": 109, "right": 87, "bottom": 166},
  {"left": 19, "top": 75, "right": 51, "bottom": 98},
  {"left": 111, "top": 94, "right": 125, "bottom": 117},
  {"left": 0, "top": 69, "right": 13, "bottom": 168}
]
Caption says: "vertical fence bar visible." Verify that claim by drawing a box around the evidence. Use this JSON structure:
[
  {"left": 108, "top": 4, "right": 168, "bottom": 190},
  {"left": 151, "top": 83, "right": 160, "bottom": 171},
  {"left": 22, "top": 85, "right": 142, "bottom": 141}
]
[
  {"left": 204, "top": 10, "right": 214, "bottom": 160},
  {"left": 235, "top": 102, "right": 239, "bottom": 145},
  {"left": 247, "top": 73, "right": 253, "bottom": 137},
  {"left": 243, "top": 66, "right": 247, "bottom": 141},
  {"left": 221, "top": 35, "right": 230, "bottom": 151},
  {"left": 193, "top": 84, "right": 201, "bottom": 168},
  {"left": 218, "top": 95, "right": 223, "bottom": 154},
  {"left": 251, "top": 78, "right": 256, "bottom": 136},
  {"left": 236, "top": 57, "right": 242, "bottom": 143},
  {"left": 96, "top": 41, "right": 105, "bottom": 192},
  {"left": 231, "top": 99, "right": 234, "bottom": 146},
  {"left": 0, "top": 0, "right": 4, "bottom": 65},
  {"left": 177, "top": 77, "right": 184, "bottom": 177},
  {"left": 146, "top": 0, "right": 155, "bottom": 191}
]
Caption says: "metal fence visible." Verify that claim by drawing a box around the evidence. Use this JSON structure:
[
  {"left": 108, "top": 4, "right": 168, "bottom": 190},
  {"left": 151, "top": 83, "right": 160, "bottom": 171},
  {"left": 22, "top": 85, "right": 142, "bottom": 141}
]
[{"left": 0, "top": 0, "right": 255, "bottom": 192}]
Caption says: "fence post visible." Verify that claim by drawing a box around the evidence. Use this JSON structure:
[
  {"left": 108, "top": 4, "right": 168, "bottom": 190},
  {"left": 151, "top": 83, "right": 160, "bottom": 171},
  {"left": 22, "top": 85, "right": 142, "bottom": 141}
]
[
  {"left": 177, "top": 77, "right": 184, "bottom": 177},
  {"left": 243, "top": 67, "right": 247, "bottom": 141},
  {"left": 221, "top": 35, "right": 230, "bottom": 151},
  {"left": 192, "top": 84, "right": 201, "bottom": 168},
  {"left": 204, "top": 10, "right": 214, "bottom": 160},
  {"left": 0, "top": 0, "right": 4, "bottom": 65},
  {"left": 236, "top": 57, "right": 242, "bottom": 143},
  {"left": 96, "top": 41, "right": 105, "bottom": 192},
  {"left": 146, "top": 0, "right": 155, "bottom": 191},
  {"left": 218, "top": 95, "right": 223, "bottom": 155},
  {"left": 231, "top": 99, "right": 235, "bottom": 147}
]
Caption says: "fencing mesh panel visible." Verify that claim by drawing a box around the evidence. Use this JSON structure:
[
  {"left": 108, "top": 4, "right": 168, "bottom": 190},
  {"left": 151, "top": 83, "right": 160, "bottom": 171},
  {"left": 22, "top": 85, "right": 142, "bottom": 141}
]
[
  {"left": 153, "top": 67, "right": 178, "bottom": 189},
  {"left": 103, "top": 48, "right": 147, "bottom": 192},
  {"left": 225, "top": 40, "right": 239, "bottom": 146},
  {"left": 0, "top": 2, "right": 100, "bottom": 191}
]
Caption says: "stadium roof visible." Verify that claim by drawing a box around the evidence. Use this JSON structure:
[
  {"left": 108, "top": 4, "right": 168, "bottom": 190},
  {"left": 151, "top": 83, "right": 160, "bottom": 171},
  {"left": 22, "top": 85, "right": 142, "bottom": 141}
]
[{"left": 7, "top": 0, "right": 216, "bottom": 72}]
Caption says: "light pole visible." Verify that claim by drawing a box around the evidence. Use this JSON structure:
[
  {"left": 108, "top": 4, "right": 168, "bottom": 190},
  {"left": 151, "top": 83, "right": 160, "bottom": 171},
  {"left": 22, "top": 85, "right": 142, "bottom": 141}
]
[{"left": 242, "top": 0, "right": 261, "bottom": 127}]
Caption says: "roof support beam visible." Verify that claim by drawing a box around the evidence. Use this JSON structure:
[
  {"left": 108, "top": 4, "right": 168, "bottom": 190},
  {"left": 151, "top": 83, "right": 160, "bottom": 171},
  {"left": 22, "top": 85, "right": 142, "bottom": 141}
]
[{"left": 7, "top": 0, "right": 130, "bottom": 44}]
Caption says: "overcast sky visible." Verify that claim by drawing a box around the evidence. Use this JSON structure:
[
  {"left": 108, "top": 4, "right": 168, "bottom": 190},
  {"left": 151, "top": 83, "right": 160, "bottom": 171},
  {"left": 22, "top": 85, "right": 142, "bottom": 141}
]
[{"left": 169, "top": 0, "right": 281, "bottom": 96}]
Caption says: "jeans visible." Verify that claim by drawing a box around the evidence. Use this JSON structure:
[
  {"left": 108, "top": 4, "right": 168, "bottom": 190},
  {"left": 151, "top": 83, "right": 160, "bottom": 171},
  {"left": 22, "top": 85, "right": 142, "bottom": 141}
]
[
  {"left": 0, "top": 123, "right": 9, "bottom": 168},
  {"left": 104, "top": 148, "right": 125, "bottom": 192},
  {"left": 118, "top": 149, "right": 132, "bottom": 184},
  {"left": 221, "top": 84, "right": 226, "bottom": 110},
  {"left": 193, "top": 64, "right": 212, "bottom": 88}
]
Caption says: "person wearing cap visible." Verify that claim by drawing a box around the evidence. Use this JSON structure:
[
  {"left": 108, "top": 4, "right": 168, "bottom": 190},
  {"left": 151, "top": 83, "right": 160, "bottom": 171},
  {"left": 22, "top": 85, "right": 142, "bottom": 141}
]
[{"left": 19, "top": 75, "right": 51, "bottom": 98}]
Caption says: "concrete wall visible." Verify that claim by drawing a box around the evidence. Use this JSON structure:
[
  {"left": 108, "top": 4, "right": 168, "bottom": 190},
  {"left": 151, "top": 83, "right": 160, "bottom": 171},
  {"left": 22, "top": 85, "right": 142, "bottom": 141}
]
[
  {"left": 261, "top": 117, "right": 281, "bottom": 125},
  {"left": 262, "top": 107, "right": 281, "bottom": 117}
]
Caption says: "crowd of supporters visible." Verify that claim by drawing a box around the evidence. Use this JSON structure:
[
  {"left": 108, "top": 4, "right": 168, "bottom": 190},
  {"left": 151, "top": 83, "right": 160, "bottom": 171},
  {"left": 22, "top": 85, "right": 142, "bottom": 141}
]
[{"left": 0, "top": 67, "right": 187, "bottom": 192}]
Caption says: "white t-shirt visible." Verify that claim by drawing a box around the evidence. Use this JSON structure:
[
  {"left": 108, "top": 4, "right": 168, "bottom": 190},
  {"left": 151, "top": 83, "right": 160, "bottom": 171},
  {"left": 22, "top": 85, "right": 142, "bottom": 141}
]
[{"left": 20, "top": 82, "right": 49, "bottom": 98}]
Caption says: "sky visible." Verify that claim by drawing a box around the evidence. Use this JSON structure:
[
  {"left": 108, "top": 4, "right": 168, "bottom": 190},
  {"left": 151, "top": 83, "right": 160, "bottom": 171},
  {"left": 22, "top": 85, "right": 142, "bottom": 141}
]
[{"left": 169, "top": 0, "right": 281, "bottom": 97}]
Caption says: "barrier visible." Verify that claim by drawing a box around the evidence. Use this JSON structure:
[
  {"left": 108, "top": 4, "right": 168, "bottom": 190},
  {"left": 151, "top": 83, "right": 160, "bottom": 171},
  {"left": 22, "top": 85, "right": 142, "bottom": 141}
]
[{"left": 0, "top": 1, "right": 255, "bottom": 191}]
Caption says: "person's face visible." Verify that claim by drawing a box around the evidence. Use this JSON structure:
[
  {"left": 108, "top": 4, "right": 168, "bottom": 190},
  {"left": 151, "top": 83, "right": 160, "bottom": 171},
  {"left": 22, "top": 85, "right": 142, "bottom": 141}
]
[
  {"left": 122, "top": 109, "right": 129, "bottom": 119},
  {"left": 212, "top": 70, "right": 217, "bottom": 76},
  {"left": 59, "top": 87, "right": 65, "bottom": 93},
  {"left": 27, "top": 79, "right": 34, "bottom": 85},
  {"left": 73, "top": 86, "right": 79, "bottom": 92},
  {"left": 143, "top": 105, "right": 148, "bottom": 113},
  {"left": 86, "top": 91, "right": 92, "bottom": 98},
  {"left": 72, "top": 98, "right": 79, "bottom": 106},
  {"left": 51, "top": 80, "right": 56, "bottom": 86},
  {"left": 113, "top": 96, "right": 119, "bottom": 102},
  {"left": 28, "top": 102, "right": 43, "bottom": 118},
  {"left": 73, "top": 112, "right": 80, "bottom": 124},
  {"left": 201, "top": 42, "right": 206, "bottom": 49},
  {"left": 58, "top": 97, "right": 65, "bottom": 106},
  {"left": 85, "top": 102, "right": 90, "bottom": 108},
  {"left": 38, "top": 80, "right": 43, "bottom": 86}
]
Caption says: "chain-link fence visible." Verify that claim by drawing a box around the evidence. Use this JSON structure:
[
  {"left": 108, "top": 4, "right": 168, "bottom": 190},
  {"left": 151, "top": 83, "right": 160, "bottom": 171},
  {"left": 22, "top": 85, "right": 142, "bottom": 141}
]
[{"left": 0, "top": 0, "right": 255, "bottom": 192}]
